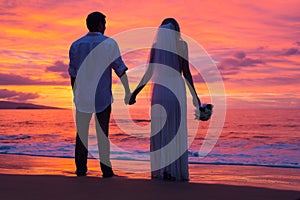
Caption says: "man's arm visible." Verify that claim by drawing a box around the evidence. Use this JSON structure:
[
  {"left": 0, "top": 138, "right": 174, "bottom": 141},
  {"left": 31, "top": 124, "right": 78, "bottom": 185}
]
[
  {"left": 110, "top": 40, "right": 133, "bottom": 104},
  {"left": 71, "top": 76, "right": 76, "bottom": 89},
  {"left": 69, "top": 44, "right": 77, "bottom": 95},
  {"left": 70, "top": 76, "right": 76, "bottom": 96},
  {"left": 120, "top": 72, "right": 131, "bottom": 104},
  {"left": 68, "top": 44, "right": 77, "bottom": 80}
]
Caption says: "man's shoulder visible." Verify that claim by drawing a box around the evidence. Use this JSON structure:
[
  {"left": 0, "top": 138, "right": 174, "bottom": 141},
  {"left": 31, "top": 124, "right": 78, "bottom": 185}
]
[
  {"left": 71, "top": 34, "right": 117, "bottom": 47},
  {"left": 70, "top": 35, "right": 88, "bottom": 47},
  {"left": 102, "top": 36, "right": 118, "bottom": 46}
]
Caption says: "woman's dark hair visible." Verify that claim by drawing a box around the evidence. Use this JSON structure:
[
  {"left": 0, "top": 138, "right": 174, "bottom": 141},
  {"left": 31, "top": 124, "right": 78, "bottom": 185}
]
[
  {"left": 161, "top": 18, "right": 181, "bottom": 40},
  {"left": 86, "top": 11, "right": 106, "bottom": 32}
]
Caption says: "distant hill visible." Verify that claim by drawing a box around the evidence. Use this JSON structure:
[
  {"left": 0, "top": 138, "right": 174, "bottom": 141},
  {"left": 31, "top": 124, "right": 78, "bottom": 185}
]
[{"left": 0, "top": 101, "right": 63, "bottom": 109}]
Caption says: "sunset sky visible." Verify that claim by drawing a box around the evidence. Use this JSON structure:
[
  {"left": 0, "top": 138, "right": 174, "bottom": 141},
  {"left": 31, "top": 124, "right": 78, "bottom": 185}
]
[{"left": 0, "top": 0, "right": 299, "bottom": 109}]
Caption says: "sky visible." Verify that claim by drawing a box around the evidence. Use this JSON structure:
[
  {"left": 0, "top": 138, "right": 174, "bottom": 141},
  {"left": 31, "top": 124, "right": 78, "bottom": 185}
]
[{"left": 0, "top": 0, "right": 299, "bottom": 109}]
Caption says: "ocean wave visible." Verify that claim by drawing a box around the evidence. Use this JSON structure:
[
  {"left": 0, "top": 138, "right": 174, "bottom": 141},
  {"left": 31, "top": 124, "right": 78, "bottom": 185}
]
[
  {"left": 188, "top": 161, "right": 300, "bottom": 169},
  {"left": 253, "top": 135, "right": 272, "bottom": 139},
  {"left": 0, "top": 134, "right": 31, "bottom": 140},
  {"left": 259, "top": 123, "right": 276, "bottom": 127},
  {"left": 0, "top": 146, "right": 11, "bottom": 150},
  {"left": 283, "top": 124, "right": 298, "bottom": 128}
]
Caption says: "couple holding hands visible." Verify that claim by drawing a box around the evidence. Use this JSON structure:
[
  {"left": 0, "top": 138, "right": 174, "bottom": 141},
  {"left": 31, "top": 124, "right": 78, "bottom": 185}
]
[{"left": 69, "top": 11, "right": 212, "bottom": 181}]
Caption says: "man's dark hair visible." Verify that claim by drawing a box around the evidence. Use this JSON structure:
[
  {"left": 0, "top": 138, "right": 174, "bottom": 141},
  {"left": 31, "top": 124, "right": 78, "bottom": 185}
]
[{"left": 86, "top": 11, "right": 106, "bottom": 32}]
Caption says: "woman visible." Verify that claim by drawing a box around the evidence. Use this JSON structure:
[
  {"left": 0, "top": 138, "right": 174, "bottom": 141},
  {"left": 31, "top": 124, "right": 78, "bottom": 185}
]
[{"left": 129, "top": 18, "right": 201, "bottom": 181}]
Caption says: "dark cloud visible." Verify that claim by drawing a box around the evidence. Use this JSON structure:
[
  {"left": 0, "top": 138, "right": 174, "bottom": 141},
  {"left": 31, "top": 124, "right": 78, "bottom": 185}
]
[
  {"left": 233, "top": 51, "right": 246, "bottom": 59},
  {"left": 46, "top": 61, "right": 67, "bottom": 72},
  {"left": 218, "top": 51, "right": 264, "bottom": 76},
  {"left": 0, "top": 89, "right": 39, "bottom": 101},
  {"left": 186, "top": 61, "right": 226, "bottom": 83},
  {"left": 0, "top": 73, "right": 68, "bottom": 85},
  {"left": 230, "top": 75, "right": 300, "bottom": 87},
  {"left": 240, "top": 58, "right": 264, "bottom": 66},
  {"left": 282, "top": 48, "right": 299, "bottom": 56},
  {"left": 219, "top": 58, "right": 240, "bottom": 69},
  {"left": 0, "top": 73, "right": 42, "bottom": 85},
  {"left": 46, "top": 61, "right": 69, "bottom": 78},
  {"left": 295, "top": 42, "right": 300, "bottom": 46}
]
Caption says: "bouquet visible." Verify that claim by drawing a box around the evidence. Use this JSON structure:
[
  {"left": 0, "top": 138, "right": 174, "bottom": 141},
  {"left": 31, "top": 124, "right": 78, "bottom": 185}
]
[{"left": 195, "top": 103, "right": 214, "bottom": 121}]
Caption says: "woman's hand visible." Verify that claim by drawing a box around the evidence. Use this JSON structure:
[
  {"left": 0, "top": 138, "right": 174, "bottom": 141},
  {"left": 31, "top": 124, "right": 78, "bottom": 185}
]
[{"left": 129, "top": 91, "right": 137, "bottom": 105}]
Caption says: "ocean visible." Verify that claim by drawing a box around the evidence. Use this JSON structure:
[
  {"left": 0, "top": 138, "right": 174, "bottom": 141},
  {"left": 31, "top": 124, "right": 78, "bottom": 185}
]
[{"left": 0, "top": 107, "right": 299, "bottom": 169}]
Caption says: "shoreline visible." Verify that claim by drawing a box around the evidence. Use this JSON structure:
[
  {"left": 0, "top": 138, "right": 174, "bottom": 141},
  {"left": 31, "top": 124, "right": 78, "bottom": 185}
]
[
  {"left": 0, "top": 154, "right": 299, "bottom": 192},
  {"left": 2, "top": 153, "right": 300, "bottom": 170}
]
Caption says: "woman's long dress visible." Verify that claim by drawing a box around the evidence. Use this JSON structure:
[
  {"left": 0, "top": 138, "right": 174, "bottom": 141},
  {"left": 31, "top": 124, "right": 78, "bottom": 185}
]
[{"left": 150, "top": 41, "right": 189, "bottom": 181}]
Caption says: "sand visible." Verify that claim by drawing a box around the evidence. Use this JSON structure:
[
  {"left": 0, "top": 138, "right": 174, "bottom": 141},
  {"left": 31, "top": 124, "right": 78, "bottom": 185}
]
[{"left": 0, "top": 154, "right": 299, "bottom": 200}]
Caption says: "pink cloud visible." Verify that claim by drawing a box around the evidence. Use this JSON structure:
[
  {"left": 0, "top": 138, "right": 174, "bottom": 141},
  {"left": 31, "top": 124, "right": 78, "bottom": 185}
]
[
  {"left": 233, "top": 51, "right": 246, "bottom": 59},
  {"left": 46, "top": 60, "right": 69, "bottom": 78},
  {"left": 218, "top": 51, "right": 265, "bottom": 76},
  {"left": 0, "top": 73, "right": 68, "bottom": 85},
  {"left": 282, "top": 48, "right": 299, "bottom": 56},
  {"left": 0, "top": 89, "right": 39, "bottom": 101}
]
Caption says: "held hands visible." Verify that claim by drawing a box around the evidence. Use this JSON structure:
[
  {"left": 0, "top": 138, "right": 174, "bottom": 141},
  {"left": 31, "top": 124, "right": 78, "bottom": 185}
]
[
  {"left": 124, "top": 89, "right": 138, "bottom": 105},
  {"left": 128, "top": 90, "right": 138, "bottom": 105}
]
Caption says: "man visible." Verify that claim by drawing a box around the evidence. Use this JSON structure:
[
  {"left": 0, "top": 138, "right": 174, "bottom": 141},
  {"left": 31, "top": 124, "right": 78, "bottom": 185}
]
[{"left": 68, "top": 11, "right": 131, "bottom": 177}]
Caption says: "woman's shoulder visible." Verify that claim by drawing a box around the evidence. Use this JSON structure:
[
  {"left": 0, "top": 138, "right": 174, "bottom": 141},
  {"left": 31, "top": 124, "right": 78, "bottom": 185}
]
[
  {"left": 178, "top": 40, "right": 188, "bottom": 48},
  {"left": 178, "top": 40, "right": 188, "bottom": 55}
]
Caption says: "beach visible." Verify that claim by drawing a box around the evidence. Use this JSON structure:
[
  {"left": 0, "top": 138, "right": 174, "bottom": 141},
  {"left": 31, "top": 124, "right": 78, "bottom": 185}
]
[{"left": 0, "top": 154, "right": 299, "bottom": 200}]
